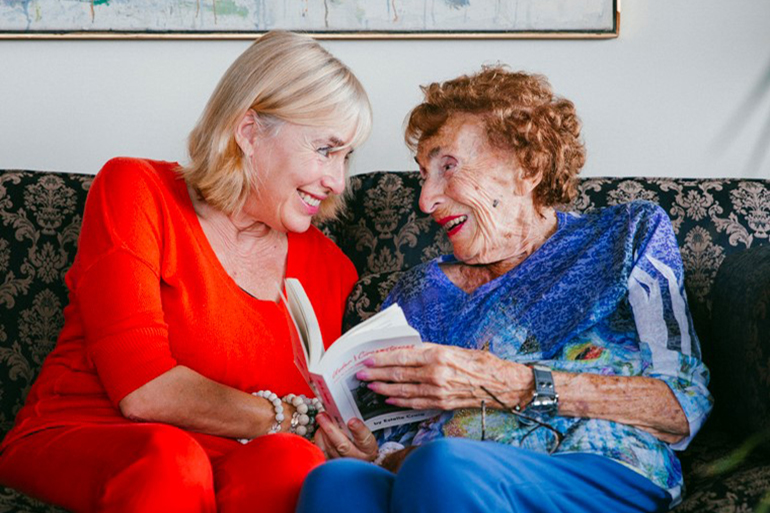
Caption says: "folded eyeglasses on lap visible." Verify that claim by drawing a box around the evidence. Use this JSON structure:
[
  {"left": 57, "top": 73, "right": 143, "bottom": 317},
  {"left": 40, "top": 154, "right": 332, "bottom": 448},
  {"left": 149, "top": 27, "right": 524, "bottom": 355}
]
[{"left": 479, "top": 385, "right": 565, "bottom": 455}]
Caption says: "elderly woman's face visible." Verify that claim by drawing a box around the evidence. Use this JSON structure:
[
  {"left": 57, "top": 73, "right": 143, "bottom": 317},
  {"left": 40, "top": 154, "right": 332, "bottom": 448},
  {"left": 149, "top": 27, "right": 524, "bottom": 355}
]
[
  {"left": 416, "top": 114, "right": 541, "bottom": 265},
  {"left": 243, "top": 119, "right": 355, "bottom": 233}
]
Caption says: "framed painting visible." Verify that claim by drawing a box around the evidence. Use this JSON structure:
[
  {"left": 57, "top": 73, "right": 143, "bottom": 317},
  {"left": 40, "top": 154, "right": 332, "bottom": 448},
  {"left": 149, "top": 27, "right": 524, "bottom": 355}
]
[{"left": 0, "top": 0, "right": 619, "bottom": 39}]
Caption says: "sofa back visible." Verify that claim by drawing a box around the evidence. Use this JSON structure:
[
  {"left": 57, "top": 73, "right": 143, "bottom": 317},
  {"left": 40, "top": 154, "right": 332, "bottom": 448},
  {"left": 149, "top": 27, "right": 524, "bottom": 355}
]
[
  {"left": 1, "top": 169, "right": 769, "bottom": 441},
  {"left": 0, "top": 171, "right": 93, "bottom": 438}
]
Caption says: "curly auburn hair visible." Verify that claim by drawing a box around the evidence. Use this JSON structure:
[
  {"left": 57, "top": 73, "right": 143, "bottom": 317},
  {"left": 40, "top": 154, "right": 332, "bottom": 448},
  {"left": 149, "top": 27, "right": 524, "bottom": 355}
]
[{"left": 405, "top": 66, "right": 586, "bottom": 207}]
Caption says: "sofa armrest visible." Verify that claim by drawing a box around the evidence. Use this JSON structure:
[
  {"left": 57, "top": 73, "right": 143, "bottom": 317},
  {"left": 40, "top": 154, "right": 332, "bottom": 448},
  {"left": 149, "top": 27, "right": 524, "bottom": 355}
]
[{"left": 709, "top": 244, "right": 770, "bottom": 439}]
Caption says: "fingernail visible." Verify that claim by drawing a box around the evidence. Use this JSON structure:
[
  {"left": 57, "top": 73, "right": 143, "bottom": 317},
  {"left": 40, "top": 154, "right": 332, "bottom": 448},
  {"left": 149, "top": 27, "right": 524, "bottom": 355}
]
[
  {"left": 362, "top": 358, "right": 375, "bottom": 367},
  {"left": 385, "top": 398, "right": 395, "bottom": 405},
  {"left": 350, "top": 418, "right": 364, "bottom": 428},
  {"left": 356, "top": 370, "right": 369, "bottom": 380}
]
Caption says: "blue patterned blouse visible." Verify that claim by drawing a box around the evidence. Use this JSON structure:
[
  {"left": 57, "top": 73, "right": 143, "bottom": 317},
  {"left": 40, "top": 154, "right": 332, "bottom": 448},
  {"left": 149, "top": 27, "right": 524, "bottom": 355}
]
[{"left": 380, "top": 201, "right": 713, "bottom": 505}]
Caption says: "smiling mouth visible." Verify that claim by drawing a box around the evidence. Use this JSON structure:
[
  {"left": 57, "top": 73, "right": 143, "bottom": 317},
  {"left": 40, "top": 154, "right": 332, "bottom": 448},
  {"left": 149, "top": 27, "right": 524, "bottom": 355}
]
[
  {"left": 441, "top": 215, "right": 467, "bottom": 235},
  {"left": 298, "top": 190, "right": 322, "bottom": 208}
]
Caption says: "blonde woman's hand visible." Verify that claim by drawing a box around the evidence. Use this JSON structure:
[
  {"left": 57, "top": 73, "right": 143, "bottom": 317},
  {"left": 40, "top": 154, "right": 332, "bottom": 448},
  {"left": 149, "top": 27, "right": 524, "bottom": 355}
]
[{"left": 313, "top": 413, "right": 379, "bottom": 461}]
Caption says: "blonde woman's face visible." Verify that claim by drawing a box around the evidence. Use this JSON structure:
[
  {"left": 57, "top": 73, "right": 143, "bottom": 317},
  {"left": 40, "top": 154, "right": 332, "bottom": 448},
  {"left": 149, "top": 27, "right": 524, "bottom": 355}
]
[
  {"left": 415, "top": 113, "right": 541, "bottom": 265},
  {"left": 245, "top": 121, "right": 355, "bottom": 233}
]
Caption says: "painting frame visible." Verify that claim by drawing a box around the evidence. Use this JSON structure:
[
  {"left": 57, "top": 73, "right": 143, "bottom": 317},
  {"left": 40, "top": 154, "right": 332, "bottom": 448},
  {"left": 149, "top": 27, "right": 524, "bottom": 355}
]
[{"left": 0, "top": 0, "right": 620, "bottom": 40}]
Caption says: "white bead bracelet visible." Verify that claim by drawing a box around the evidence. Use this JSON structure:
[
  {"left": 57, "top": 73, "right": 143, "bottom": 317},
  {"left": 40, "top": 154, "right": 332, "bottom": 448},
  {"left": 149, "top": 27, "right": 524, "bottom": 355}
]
[
  {"left": 283, "top": 393, "right": 324, "bottom": 440},
  {"left": 238, "top": 389, "right": 285, "bottom": 444}
]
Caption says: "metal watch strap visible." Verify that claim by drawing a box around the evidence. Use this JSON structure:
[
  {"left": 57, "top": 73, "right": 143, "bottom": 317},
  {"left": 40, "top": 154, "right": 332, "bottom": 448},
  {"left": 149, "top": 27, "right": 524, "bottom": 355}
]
[{"left": 530, "top": 365, "right": 558, "bottom": 414}]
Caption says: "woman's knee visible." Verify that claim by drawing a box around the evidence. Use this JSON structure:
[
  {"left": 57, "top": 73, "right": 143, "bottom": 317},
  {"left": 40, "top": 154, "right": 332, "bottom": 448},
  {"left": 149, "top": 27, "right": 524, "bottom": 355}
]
[
  {"left": 302, "top": 459, "right": 378, "bottom": 494},
  {"left": 134, "top": 424, "right": 213, "bottom": 483},
  {"left": 398, "top": 438, "right": 472, "bottom": 481},
  {"left": 240, "top": 433, "right": 325, "bottom": 477},
  {"left": 215, "top": 434, "right": 325, "bottom": 513},
  {"left": 100, "top": 425, "right": 215, "bottom": 512},
  {"left": 298, "top": 459, "right": 393, "bottom": 513},
  {"left": 392, "top": 439, "right": 487, "bottom": 512}
]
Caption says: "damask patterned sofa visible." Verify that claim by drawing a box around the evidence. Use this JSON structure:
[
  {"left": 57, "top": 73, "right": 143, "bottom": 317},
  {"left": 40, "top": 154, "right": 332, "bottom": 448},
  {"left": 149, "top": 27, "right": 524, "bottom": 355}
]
[{"left": 1, "top": 169, "right": 769, "bottom": 512}]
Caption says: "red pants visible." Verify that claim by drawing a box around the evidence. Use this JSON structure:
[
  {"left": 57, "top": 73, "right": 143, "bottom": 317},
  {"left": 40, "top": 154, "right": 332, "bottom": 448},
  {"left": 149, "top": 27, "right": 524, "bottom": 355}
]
[{"left": 0, "top": 423, "right": 325, "bottom": 513}]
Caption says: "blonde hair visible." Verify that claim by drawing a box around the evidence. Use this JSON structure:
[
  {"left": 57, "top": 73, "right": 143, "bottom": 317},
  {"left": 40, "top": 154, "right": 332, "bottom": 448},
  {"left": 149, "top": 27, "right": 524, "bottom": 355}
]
[
  {"left": 405, "top": 66, "right": 585, "bottom": 208},
  {"left": 179, "top": 30, "right": 372, "bottom": 219}
]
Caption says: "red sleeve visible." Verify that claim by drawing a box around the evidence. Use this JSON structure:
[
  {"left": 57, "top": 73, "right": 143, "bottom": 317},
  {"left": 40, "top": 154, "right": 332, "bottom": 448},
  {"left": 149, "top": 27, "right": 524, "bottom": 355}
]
[{"left": 73, "top": 158, "right": 177, "bottom": 406}]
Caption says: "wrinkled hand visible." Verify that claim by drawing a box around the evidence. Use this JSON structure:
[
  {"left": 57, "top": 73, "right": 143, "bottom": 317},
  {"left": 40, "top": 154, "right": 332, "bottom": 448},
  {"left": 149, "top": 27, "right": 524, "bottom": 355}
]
[
  {"left": 355, "top": 342, "right": 534, "bottom": 411},
  {"left": 314, "top": 413, "right": 379, "bottom": 461}
]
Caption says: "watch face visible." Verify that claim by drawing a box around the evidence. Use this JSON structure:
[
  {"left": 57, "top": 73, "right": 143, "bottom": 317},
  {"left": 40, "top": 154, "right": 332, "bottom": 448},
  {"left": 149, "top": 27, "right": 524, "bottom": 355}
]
[{"left": 532, "top": 396, "right": 557, "bottom": 408}]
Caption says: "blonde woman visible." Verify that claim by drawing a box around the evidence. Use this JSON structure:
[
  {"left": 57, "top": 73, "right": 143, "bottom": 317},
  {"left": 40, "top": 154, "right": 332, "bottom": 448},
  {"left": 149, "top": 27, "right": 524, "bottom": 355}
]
[{"left": 0, "top": 31, "right": 371, "bottom": 513}]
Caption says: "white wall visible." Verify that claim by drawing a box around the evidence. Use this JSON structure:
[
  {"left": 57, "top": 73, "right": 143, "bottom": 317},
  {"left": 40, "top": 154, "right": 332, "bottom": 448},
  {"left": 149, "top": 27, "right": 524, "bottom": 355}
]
[{"left": 1, "top": 0, "right": 769, "bottom": 178}]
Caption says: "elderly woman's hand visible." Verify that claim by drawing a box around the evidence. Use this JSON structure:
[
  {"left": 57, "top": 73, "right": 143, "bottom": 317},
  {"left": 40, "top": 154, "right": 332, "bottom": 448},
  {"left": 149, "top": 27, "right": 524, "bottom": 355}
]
[
  {"left": 355, "top": 342, "right": 534, "bottom": 411},
  {"left": 314, "top": 413, "right": 379, "bottom": 461}
]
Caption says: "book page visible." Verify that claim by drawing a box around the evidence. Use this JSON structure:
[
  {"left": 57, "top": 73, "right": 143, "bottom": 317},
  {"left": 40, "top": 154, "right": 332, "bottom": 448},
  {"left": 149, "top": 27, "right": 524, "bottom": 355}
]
[
  {"left": 319, "top": 327, "right": 439, "bottom": 432},
  {"left": 340, "top": 304, "right": 410, "bottom": 340},
  {"left": 283, "top": 278, "right": 325, "bottom": 370},
  {"left": 322, "top": 323, "right": 419, "bottom": 372}
]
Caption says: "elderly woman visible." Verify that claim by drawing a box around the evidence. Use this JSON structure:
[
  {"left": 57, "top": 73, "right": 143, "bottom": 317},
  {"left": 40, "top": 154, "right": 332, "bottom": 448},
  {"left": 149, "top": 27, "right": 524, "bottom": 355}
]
[
  {"left": 0, "top": 31, "right": 371, "bottom": 513},
  {"left": 298, "top": 67, "right": 711, "bottom": 513}
]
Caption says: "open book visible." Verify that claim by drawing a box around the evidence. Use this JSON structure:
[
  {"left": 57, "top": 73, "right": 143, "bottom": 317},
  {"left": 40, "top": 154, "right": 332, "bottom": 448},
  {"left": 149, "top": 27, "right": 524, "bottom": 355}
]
[{"left": 283, "top": 278, "right": 437, "bottom": 433}]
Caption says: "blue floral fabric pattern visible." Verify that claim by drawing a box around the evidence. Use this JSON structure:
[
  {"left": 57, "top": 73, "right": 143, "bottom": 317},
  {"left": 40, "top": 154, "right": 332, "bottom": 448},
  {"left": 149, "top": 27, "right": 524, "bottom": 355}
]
[{"left": 381, "top": 201, "right": 713, "bottom": 504}]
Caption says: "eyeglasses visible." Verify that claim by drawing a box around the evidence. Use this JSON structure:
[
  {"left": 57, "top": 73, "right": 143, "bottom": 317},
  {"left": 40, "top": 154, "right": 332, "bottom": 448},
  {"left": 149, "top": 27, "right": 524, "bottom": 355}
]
[{"left": 479, "top": 385, "right": 564, "bottom": 455}]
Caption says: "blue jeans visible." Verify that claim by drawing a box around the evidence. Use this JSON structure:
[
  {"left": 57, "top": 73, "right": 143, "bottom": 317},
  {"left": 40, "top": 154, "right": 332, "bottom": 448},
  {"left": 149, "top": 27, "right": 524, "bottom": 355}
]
[{"left": 296, "top": 438, "right": 671, "bottom": 513}]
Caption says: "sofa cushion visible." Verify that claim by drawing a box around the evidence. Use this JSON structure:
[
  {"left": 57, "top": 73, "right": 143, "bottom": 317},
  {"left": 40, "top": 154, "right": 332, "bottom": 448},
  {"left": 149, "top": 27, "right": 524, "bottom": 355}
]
[
  {"left": 675, "top": 426, "right": 770, "bottom": 511},
  {"left": 710, "top": 244, "right": 770, "bottom": 438},
  {"left": 0, "top": 487, "right": 67, "bottom": 513}
]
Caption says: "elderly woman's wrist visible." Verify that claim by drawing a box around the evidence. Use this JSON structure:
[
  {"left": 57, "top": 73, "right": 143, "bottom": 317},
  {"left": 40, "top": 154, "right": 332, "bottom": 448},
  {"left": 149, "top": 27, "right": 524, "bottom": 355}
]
[
  {"left": 548, "top": 371, "right": 579, "bottom": 416},
  {"left": 484, "top": 358, "right": 536, "bottom": 410}
]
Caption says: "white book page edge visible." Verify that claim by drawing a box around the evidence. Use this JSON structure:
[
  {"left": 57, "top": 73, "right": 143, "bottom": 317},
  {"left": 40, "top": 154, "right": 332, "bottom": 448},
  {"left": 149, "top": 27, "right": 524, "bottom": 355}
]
[
  {"left": 284, "top": 278, "right": 325, "bottom": 368},
  {"left": 320, "top": 324, "right": 421, "bottom": 376}
]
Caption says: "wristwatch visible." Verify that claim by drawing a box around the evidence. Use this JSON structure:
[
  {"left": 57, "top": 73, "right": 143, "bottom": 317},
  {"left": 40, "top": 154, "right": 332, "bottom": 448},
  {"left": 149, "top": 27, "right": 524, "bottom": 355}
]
[{"left": 529, "top": 365, "right": 558, "bottom": 415}]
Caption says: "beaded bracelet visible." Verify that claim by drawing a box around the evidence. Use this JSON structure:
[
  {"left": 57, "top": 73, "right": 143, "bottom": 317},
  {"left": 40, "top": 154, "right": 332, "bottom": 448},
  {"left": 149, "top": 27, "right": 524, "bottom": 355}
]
[
  {"left": 238, "top": 389, "right": 285, "bottom": 444},
  {"left": 283, "top": 393, "right": 323, "bottom": 440}
]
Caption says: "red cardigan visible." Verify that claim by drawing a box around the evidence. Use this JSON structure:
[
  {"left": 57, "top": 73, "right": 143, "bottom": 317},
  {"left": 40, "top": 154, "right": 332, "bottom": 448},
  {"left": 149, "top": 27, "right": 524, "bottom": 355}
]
[{"left": 2, "top": 158, "right": 357, "bottom": 449}]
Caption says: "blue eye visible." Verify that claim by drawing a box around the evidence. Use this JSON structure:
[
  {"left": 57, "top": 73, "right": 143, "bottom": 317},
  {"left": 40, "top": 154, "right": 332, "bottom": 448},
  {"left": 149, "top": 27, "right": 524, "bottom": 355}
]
[{"left": 317, "top": 146, "right": 332, "bottom": 157}]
